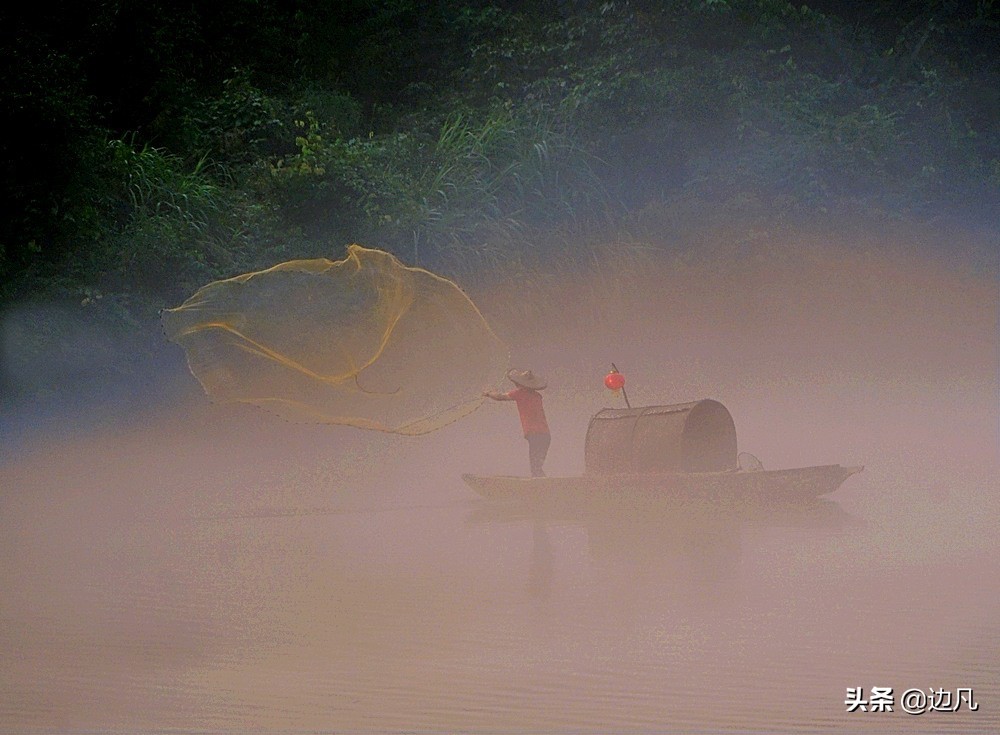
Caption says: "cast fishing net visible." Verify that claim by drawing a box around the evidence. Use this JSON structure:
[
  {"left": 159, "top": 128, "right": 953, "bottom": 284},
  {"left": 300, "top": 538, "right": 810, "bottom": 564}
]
[{"left": 161, "top": 244, "right": 508, "bottom": 434}]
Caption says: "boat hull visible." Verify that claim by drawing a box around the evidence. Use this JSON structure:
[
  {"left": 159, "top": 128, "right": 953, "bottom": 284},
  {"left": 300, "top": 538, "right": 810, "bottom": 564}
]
[{"left": 462, "top": 465, "right": 863, "bottom": 505}]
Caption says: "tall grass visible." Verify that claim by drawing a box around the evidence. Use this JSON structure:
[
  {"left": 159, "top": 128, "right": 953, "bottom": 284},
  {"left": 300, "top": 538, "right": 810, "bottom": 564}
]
[
  {"left": 270, "top": 106, "right": 619, "bottom": 277},
  {"left": 76, "top": 138, "right": 267, "bottom": 300}
]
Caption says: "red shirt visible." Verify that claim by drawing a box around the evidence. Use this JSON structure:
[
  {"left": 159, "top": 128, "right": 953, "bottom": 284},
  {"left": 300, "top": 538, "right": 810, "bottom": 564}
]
[{"left": 505, "top": 387, "right": 549, "bottom": 436}]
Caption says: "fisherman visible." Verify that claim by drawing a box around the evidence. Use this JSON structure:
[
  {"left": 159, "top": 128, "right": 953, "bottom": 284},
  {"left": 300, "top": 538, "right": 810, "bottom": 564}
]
[{"left": 483, "top": 369, "right": 551, "bottom": 477}]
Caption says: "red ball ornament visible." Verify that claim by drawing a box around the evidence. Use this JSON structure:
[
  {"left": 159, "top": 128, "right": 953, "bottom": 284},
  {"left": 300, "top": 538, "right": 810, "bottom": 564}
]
[{"left": 604, "top": 371, "right": 625, "bottom": 391}]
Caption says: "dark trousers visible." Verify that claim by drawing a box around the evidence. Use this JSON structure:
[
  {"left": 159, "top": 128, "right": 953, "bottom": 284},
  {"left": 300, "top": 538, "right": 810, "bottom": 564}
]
[{"left": 526, "top": 433, "right": 551, "bottom": 477}]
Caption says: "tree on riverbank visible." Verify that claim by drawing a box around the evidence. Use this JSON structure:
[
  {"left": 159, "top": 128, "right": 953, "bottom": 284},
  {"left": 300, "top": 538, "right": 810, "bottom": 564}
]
[{"left": 1, "top": 1, "right": 997, "bottom": 403}]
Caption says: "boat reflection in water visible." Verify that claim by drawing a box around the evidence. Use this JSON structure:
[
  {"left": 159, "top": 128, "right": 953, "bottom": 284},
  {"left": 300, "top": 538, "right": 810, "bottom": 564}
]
[{"left": 468, "top": 491, "right": 862, "bottom": 604}]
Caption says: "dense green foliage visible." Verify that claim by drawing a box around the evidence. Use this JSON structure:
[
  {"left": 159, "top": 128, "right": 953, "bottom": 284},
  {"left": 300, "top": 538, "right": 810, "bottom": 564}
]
[{"left": 1, "top": 1, "right": 997, "bottom": 312}]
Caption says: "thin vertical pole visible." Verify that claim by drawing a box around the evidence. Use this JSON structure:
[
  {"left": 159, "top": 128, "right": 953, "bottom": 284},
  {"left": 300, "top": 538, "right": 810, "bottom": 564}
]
[{"left": 610, "top": 362, "right": 631, "bottom": 409}]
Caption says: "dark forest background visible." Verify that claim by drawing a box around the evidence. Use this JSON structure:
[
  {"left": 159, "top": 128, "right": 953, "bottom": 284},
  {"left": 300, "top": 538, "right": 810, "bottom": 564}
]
[{"left": 1, "top": 0, "right": 997, "bottom": 409}]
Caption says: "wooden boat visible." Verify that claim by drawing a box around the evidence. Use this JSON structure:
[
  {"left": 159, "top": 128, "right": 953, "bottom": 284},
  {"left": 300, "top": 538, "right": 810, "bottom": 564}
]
[
  {"left": 465, "top": 399, "right": 864, "bottom": 506},
  {"left": 462, "top": 464, "right": 863, "bottom": 505}
]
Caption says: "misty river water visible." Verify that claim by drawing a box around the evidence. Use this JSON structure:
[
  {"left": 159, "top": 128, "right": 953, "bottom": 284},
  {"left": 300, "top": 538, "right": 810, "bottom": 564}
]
[{"left": 1, "top": 391, "right": 997, "bottom": 734}]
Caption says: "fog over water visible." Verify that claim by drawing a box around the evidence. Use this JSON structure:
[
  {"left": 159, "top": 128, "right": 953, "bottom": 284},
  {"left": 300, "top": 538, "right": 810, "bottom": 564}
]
[{"left": 1, "top": 236, "right": 997, "bottom": 732}]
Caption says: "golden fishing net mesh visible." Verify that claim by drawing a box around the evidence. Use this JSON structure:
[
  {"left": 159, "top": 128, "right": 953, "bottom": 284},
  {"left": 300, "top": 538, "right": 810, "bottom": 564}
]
[{"left": 161, "top": 244, "right": 509, "bottom": 434}]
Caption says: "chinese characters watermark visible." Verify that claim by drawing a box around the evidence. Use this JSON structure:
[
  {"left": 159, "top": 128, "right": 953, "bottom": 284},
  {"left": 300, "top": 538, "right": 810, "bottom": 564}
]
[{"left": 846, "top": 687, "right": 979, "bottom": 715}]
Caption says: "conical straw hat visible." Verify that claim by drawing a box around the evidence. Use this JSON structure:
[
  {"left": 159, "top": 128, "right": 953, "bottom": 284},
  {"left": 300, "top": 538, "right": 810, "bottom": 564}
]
[{"left": 506, "top": 368, "right": 547, "bottom": 390}]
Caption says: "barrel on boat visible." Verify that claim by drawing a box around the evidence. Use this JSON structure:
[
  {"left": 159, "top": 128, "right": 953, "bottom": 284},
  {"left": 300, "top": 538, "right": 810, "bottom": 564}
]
[{"left": 584, "top": 399, "right": 737, "bottom": 474}]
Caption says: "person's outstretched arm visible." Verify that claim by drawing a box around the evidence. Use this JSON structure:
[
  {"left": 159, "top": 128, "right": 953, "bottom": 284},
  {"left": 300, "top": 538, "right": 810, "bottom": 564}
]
[{"left": 483, "top": 390, "right": 512, "bottom": 401}]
